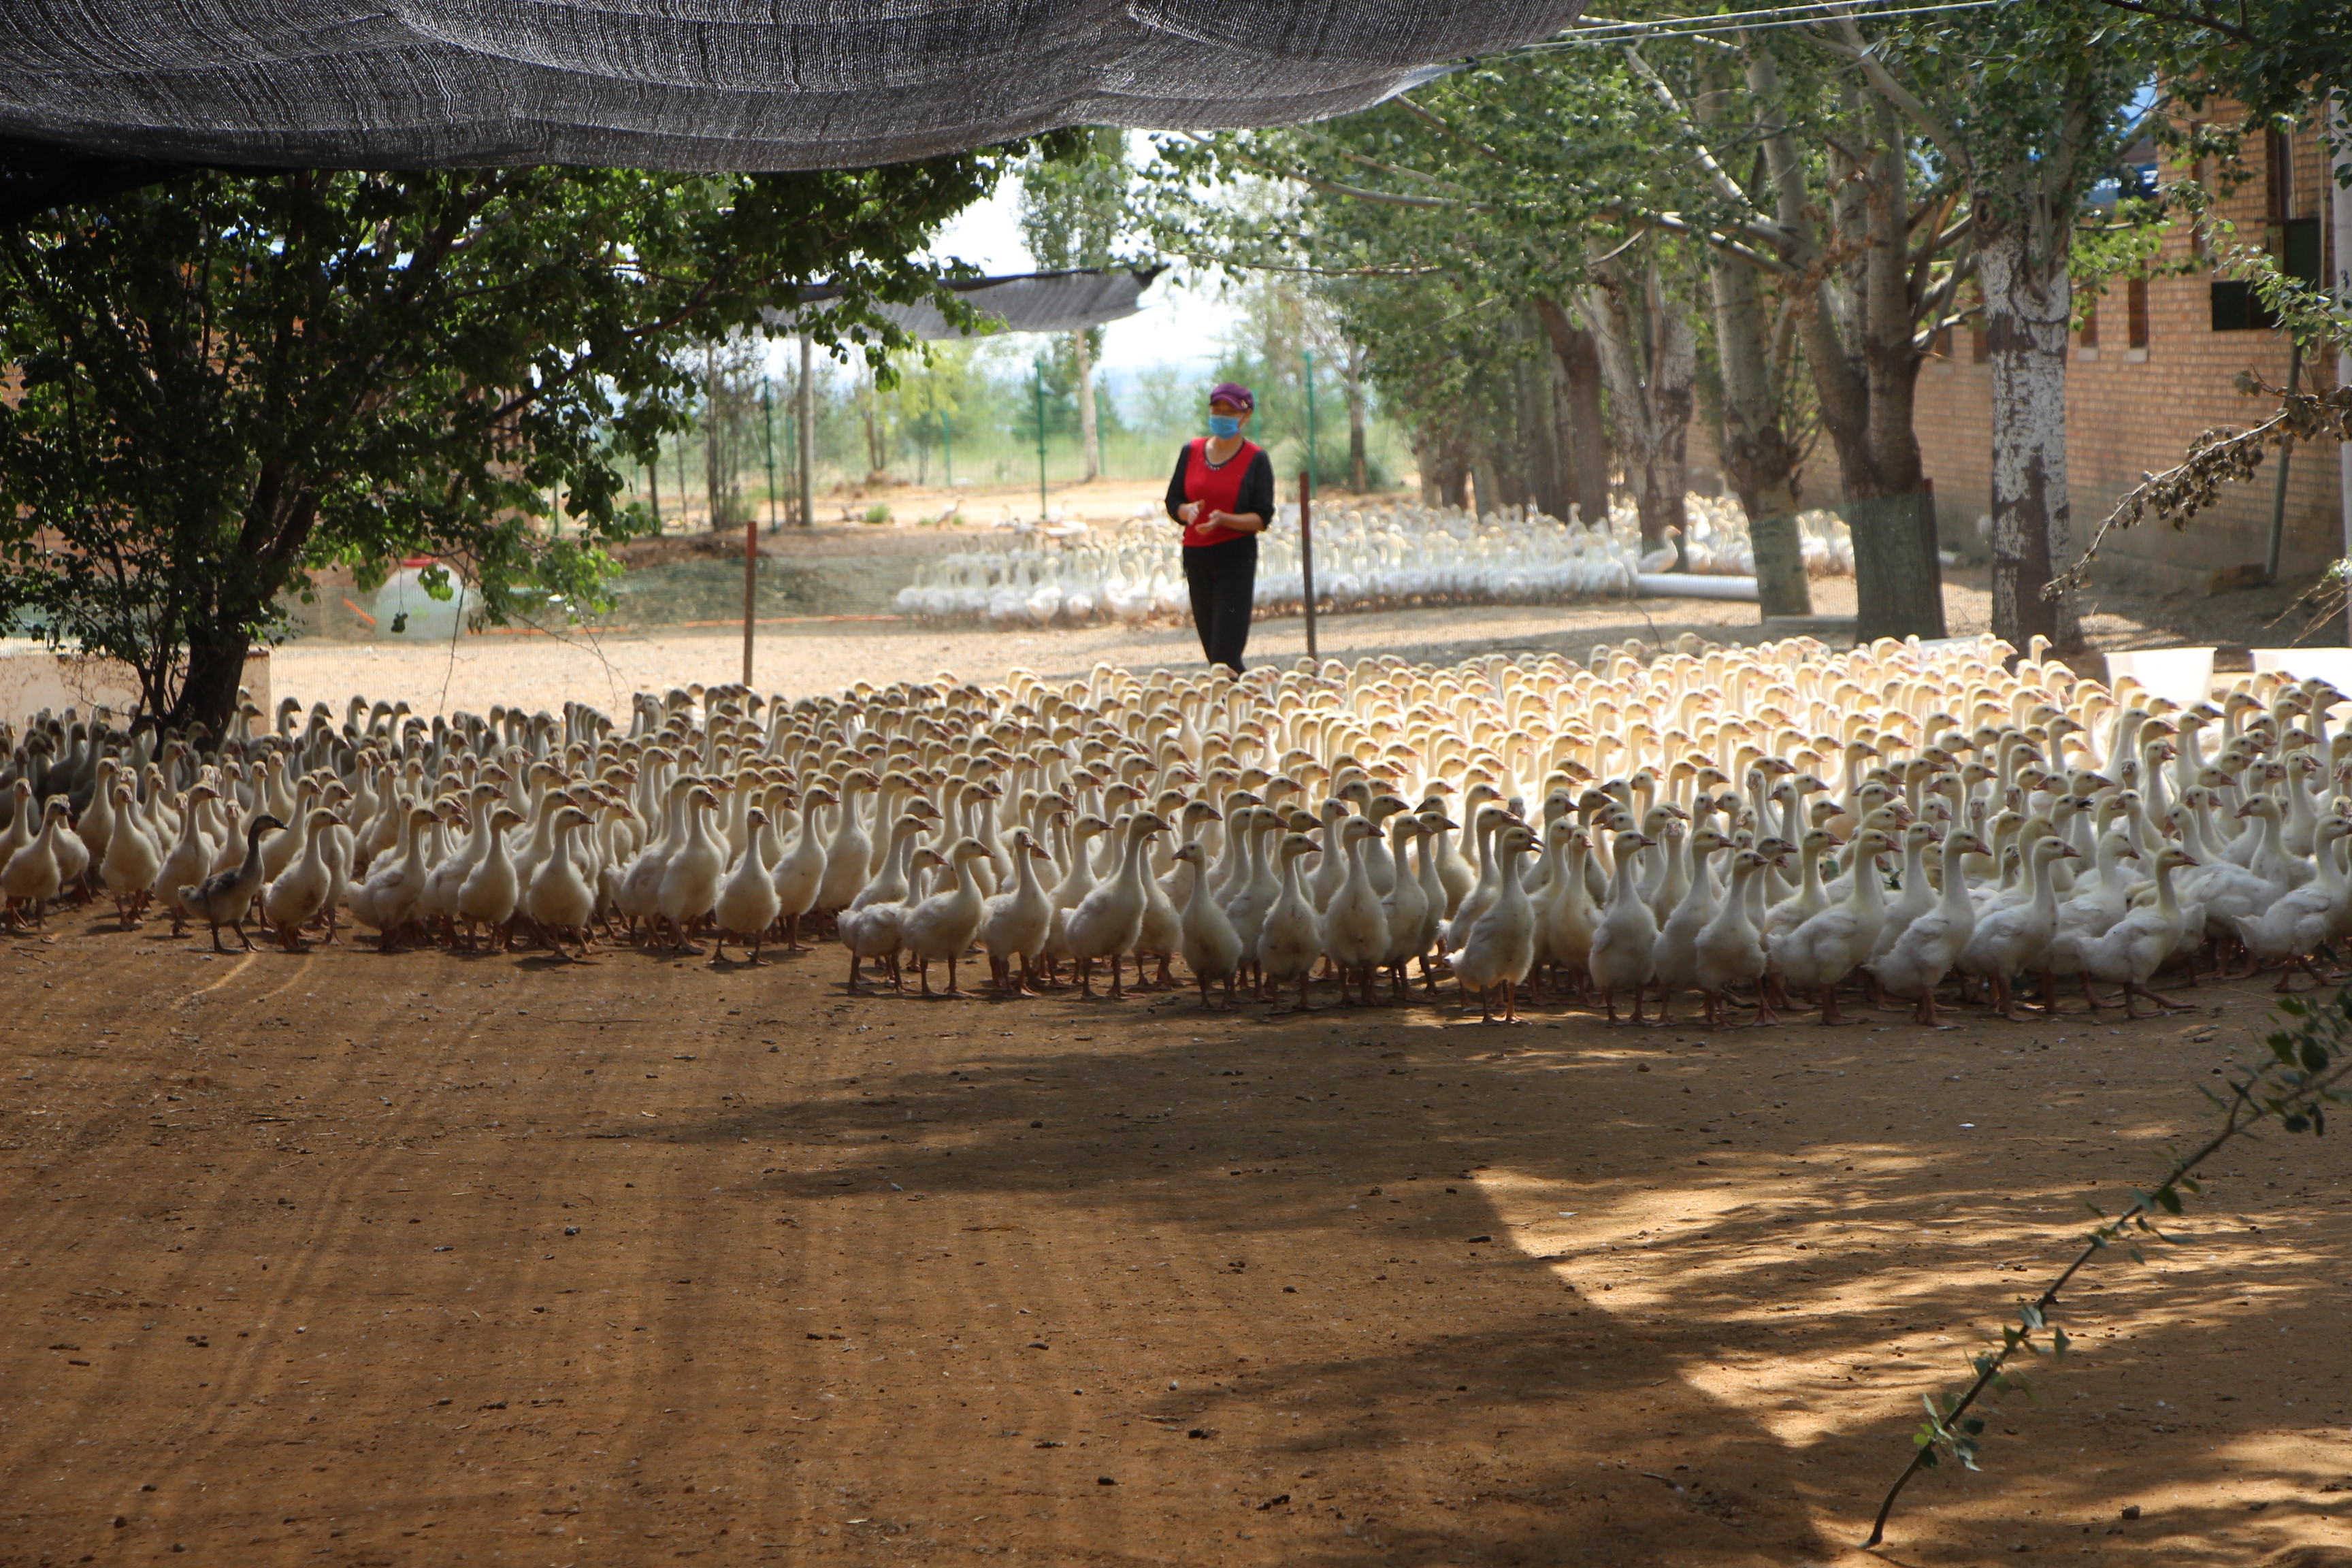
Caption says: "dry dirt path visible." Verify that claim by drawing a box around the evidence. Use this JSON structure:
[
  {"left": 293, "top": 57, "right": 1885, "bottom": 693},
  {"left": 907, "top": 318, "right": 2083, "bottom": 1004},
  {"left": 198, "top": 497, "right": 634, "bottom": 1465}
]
[{"left": 4, "top": 924, "right": 2350, "bottom": 1567}]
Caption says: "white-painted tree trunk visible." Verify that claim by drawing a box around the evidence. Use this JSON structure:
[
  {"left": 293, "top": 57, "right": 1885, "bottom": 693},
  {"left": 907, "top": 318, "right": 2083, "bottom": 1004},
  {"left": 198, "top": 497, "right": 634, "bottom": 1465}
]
[
  {"left": 1708, "top": 248, "right": 1810, "bottom": 617},
  {"left": 1075, "top": 329, "right": 1099, "bottom": 483},
  {"left": 1980, "top": 210, "right": 2081, "bottom": 652},
  {"left": 1584, "top": 261, "right": 1695, "bottom": 557}
]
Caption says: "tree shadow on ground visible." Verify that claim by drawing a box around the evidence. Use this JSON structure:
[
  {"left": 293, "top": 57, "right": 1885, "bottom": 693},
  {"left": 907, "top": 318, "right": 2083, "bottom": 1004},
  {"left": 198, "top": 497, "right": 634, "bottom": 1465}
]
[{"left": 664, "top": 996, "right": 2352, "bottom": 1563}]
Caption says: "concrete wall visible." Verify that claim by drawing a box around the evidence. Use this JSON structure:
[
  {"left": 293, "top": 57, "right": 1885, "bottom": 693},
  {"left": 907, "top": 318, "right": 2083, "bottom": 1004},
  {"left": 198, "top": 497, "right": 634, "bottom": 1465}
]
[
  {"left": 1910, "top": 118, "right": 2344, "bottom": 597},
  {"left": 0, "top": 642, "right": 271, "bottom": 728}
]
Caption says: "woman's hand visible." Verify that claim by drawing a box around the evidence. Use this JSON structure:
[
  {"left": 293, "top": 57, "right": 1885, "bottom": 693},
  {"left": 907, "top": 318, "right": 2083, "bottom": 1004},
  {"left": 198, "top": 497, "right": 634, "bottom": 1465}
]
[
  {"left": 1177, "top": 500, "right": 1202, "bottom": 525},
  {"left": 1206, "top": 510, "right": 1264, "bottom": 534}
]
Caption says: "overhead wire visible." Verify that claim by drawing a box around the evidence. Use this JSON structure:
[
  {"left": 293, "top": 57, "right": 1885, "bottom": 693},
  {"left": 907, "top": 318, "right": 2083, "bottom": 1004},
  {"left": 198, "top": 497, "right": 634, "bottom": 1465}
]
[{"left": 1508, "top": 0, "right": 2003, "bottom": 50}]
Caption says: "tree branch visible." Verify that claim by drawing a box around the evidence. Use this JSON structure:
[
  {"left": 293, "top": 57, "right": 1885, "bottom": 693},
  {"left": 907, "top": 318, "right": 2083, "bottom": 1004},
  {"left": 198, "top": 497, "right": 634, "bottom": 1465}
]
[
  {"left": 1388, "top": 95, "right": 1507, "bottom": 165},
  {"left": 2089, "top": 0, "right": 2259, "bottom": 44},
  {"left": 1622, "top": 44, "right": 1778, "bottom": 227},
  {"left": 1807, "top": 12, "right": 1970, "bottom": 172}
]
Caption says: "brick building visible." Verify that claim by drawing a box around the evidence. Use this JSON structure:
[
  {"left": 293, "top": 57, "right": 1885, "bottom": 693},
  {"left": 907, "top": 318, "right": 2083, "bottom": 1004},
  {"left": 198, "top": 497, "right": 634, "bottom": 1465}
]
[{"left": 1912, "top": 119, "right": 2344, "bottom": 598}]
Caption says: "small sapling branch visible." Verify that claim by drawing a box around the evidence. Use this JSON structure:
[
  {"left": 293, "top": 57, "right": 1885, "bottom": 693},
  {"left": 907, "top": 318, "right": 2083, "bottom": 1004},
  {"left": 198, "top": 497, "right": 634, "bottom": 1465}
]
[{"left": 1861, "top": 989, "right": 2352, "bottom": 1550}]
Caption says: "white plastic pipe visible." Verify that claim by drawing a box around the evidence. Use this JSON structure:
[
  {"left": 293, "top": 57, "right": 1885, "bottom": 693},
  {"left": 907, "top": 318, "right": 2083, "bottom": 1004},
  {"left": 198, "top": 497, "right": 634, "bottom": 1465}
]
[{"left": 1635, "top": 572, "right": 1759, "bottom": 602}]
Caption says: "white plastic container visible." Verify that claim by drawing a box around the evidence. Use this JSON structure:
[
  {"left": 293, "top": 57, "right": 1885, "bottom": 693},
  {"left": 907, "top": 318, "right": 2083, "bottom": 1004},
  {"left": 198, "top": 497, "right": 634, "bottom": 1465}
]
[
  {"left": 2102, "top": 647, "right": 2215, "bottom": 708},
  {"left": 2249, "top": 648, "right": 2352, "bottom": 690}
]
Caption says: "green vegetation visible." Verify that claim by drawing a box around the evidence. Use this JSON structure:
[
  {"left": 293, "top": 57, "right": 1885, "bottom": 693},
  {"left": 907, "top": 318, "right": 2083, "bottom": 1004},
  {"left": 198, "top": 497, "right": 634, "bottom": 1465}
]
[{"left": 0, "top": 152, "right": 1050, "bottom": 732}]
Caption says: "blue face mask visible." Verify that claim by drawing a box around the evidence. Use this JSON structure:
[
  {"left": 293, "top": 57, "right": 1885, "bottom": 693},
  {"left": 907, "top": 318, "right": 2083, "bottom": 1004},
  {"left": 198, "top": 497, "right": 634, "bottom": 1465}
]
[{"left": 1207, "top": 414, "right": 1241, "bottom": 440}]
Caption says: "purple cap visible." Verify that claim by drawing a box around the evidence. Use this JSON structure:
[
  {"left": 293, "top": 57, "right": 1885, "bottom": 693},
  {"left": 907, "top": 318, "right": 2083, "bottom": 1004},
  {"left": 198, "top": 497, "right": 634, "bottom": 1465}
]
[{"left": 1207, "top": 381, "right": 1254, "bottom": 412}]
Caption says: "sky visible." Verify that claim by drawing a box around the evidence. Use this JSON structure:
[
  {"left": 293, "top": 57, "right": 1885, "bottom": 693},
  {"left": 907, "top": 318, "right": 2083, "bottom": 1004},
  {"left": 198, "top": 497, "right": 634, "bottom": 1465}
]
[
  {"left": 759, "top": 141, "right": 1246, "bottom": 401},
  {"left": 917, "top": 173, "right": 1245, "bottom": 382}
]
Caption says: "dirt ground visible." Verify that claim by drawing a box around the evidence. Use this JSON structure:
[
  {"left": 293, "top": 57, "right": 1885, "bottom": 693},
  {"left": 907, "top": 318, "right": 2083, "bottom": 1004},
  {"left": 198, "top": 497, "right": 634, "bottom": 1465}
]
[{"left": 5, "top": 918, "right": 2351, "bottom": 1568}]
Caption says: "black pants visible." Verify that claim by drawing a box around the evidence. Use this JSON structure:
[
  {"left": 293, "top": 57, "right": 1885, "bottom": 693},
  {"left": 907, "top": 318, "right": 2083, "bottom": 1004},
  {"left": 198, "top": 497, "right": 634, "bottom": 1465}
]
[{"left": 1183, "top": 538, "right": 1256, "bottom": 674}]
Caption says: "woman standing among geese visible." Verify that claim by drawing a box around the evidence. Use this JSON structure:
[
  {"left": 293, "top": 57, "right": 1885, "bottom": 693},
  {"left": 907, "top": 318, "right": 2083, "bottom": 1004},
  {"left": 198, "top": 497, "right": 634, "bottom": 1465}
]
[{"left": 1165, "top": 381, "right": 1275, "bottom": 674}]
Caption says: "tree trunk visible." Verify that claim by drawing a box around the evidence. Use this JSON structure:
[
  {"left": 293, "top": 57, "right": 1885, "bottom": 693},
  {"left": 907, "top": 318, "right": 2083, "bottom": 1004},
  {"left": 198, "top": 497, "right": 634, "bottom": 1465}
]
[
  {"left": 1516, "top": 323, "right": 1570, "bottom": 521},
  {"left": 1753, "top": 67, "right": 1944, "bottom": 638},
  {"left": 1708, "top": 251, "right": 1810, "bottom": 616},
  {"left": 862, "top": 365, "right": 886, "bottom": 480},
  {"left": 1473, "top": 451, "right": 1506, "bottom": 516},
  {"left": 172, "top": 624, "right": 254, "bottom": 743},
  {"left": 1979, "top": 205, "right": 2079, "bottom": 653},
  {"left": 1075, "top": 329, "right": 1099, "bottom": 482},
  {"left": 1415, "top": 426, "right": 1470, "bottom": 508},
  {"left": 703, "top": 341, "right": 722, "bottom": 532},
  {"left": 1584, "top": 261, "right": 1694, "bottom": 557},
  {"left": 797, "top": 336, "right": 817, "bottom": 527},
  {"left": 1344, "top": 346, "right": 1369, "bottom": 492},
  {"left": 1532, "top": 296, "right": 1612, "bottom": 527}
]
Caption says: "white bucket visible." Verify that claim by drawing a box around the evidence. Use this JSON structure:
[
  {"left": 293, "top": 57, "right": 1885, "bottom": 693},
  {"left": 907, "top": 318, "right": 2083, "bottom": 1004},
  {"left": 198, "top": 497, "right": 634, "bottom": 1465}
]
[{"left": 2102, "top": 647, "right": 2215, "bottom": 708}]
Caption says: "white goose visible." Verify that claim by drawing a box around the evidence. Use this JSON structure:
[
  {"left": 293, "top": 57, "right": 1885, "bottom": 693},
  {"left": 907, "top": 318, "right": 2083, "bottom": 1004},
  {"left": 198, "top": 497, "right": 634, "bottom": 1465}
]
[
  {"left": 1064, "top": 813, "right": 1170, "bottom": 999},
  {"left": 525, "top": 805, "right": 600, "bottom": 960},
  {"left": 1870, "top": 830, "right": 1987, "bottom": 1024},
  {"left": 710, "top": 806, "right": 783, "bottom": 965},
  {"left": 1769, "top": 828, "right": 1894, "bottom": 1025},
  {"left": 1256, "top": 833, "right": 1324, "bottom": 1013},
  {"left": 1587, "top": 829, "right": 1658, "bottom": 1024},
  {"left": 1173, "top": 839, "right": 1243, "bottom": 1009},
  {"left": 980, "top": 829, "right": 1056, "bottom": 996},
  {"left": 262, "top": 806, "right": 344, "bottom": 952},
  {"left": 1694, "top": 847, "right": 1775, "bottom": 1026},
  {"left": 1454, "top": 821, "right": 1541, "bottom": 1022}
]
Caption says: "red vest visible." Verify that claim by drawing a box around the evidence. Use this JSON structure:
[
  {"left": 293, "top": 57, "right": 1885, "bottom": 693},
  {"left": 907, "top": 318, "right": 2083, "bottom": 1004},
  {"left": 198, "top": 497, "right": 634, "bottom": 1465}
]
[{"left": 1179, "top": 437, "right": 1260, "bottom": 548}]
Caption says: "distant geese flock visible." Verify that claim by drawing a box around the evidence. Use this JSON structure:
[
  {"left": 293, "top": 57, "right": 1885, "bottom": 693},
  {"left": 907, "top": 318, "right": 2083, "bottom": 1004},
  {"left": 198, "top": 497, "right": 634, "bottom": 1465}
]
[
  {"left": 2, "top": 632, "right": 2336, "bottom": 1026},
  {"left": 1662, "top": 496, "right": 1857, "bottom": 578},
  {"left": 896, "top": 497, "right": 1857, "bottom": 630}
]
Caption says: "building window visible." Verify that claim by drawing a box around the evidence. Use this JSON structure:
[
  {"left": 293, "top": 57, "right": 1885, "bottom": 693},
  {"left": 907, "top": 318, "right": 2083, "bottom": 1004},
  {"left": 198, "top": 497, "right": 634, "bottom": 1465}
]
[
  {"left": 1931, "top": 324, "right": 1953, "bottom": 358},
  {"left": 1970, "top": 322, "right": 1989, "bottom": 363},
  {"left": 2211, "top": 279, "right": 2273, "bottom": 331},
  {"left": 2078, "top": 297, "right": 2099, "bottom": 349},
  {"left": 2266, "top": 127, "right": 2293, "bottom": 221},
  {"left": 2127, "top": 277, "right": 2149, "bottom": 348}
]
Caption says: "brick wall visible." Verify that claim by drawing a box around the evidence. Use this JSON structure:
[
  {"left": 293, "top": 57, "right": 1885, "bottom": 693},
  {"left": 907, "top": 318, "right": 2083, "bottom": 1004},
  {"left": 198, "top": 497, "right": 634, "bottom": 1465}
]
[{"left": 1911, "top": 118, "right": 2345, "bottom": 598}]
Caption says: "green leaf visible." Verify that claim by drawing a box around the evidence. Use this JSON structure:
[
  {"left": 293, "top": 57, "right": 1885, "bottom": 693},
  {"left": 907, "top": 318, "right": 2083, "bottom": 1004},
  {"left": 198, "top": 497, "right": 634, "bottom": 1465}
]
[
  {"left": 2284, "top": 1113, "right": 2310, "bottom": 1133},
  {"left": 2154, "top": 1186, "right": 2182, "bottom": 1215}
]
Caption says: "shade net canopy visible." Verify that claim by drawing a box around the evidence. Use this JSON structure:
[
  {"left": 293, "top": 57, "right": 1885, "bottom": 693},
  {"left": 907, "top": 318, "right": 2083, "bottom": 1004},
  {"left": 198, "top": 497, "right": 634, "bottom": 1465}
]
[
  {"left": 764, "top": 266, "right": 1164, "bottom": 342},
  {"left": 0, "top": 2, "right": 1584, "bottom": 172}
]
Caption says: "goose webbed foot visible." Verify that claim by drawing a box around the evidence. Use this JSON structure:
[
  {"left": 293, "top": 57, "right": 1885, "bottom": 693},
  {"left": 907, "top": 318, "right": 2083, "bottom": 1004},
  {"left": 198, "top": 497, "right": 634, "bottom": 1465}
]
[{"left": 2131, "top": 981, "right": 2195, "bottom": 1014}]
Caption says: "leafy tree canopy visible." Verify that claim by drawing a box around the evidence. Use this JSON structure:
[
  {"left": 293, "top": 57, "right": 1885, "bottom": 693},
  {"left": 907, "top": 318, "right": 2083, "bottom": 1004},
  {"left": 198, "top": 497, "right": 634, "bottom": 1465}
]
[{"left": 0, "top": 150, "right": 1049, "bottom": 734}]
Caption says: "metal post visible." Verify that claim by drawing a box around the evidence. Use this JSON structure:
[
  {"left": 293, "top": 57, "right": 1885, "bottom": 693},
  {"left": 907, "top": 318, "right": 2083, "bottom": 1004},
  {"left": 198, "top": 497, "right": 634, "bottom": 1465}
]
[
  {"left": 797, "top": 335, "right": 816, "bottom": 528},
  {"left": 1034, "top": 357, "right": 1049, "bottom": 522},
  {"left": 762, "top": 378, "right": 779, "bottom": 534},
  {"left": 1299, "top": 469, "right": 1318, "bottom": 662}
]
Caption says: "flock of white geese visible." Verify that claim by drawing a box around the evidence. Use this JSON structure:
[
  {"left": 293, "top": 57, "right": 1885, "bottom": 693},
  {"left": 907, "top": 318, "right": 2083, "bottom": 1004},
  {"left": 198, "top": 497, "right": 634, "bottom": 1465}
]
[
  {"left": 1, "top": 632, "right": 2339, "bottom": 1025},
  {"left": 894, "top": 497, "right": 1857, "bottom": 629}
]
